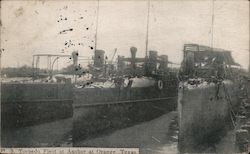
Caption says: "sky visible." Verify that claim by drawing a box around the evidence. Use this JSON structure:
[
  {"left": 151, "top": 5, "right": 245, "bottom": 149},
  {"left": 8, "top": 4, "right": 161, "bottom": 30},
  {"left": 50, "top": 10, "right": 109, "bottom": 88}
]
[{"left": 0, "top": 0, "right": 249, "bottom": 69}]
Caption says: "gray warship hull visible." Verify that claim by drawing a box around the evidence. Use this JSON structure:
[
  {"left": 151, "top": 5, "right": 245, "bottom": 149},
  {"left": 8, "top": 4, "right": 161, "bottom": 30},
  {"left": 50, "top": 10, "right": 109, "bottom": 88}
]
[
  {"left": 178, "top": 80, "right": 240, "bottom": 152},
  {"left": 1, "top": 82, "right": 73, "bottom": 128},
  {"left": 73, "top": 81, "right": 178, "bottom": 143}
]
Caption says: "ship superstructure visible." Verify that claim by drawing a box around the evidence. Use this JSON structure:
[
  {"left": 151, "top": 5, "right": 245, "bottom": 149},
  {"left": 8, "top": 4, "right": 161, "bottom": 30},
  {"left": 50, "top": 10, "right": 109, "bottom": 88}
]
[{"left": 178, "top": 44, "right": 242, "bottom": 152}]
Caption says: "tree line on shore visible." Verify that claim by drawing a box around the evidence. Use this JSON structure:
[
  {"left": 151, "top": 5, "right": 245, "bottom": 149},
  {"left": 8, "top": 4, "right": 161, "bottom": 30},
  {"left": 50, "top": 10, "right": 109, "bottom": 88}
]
[{"left": 1, "top": 65, "right": 75, "bottom": 78}]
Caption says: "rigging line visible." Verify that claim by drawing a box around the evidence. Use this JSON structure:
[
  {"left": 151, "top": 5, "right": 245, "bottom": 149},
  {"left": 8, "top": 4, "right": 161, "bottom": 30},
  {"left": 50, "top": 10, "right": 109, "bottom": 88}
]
[
  {"left": 248, "top": 0, "right": 250, "bottom": 75},
  {"left": 230, "top": 110, "right": 236, "bottom": 128},
  {"left": 222, "top": 82, "right": 236, "bottom": 118},
  {"left": 94, "top": 0, "right": 100, "bottom": 51},
  {"left": 211, "top": 0, "right": 215, "bottom": 49},
  {"left": 145, "top": 0, "right": 150, "bottom": 58}
]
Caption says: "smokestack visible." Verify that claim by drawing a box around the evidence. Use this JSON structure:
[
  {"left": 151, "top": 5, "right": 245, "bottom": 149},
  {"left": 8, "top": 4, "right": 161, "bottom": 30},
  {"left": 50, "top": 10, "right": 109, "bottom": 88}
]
[
  {"left": 149, "top": 51, "right": 158, "bottom": 60},
  {"left": 72, "top": 51, "right": 79, "bottom": 67},
  {"left": 130, "top": 46, "right": 137, "bottom": 76},
  {"left": 159, "top": 55, "right": 168, "bottom": 72},
  {"left": 148, "top": 50, "right": 158, "bottom": 74},
  {"left": 130, "top": 46, "right": 137, "bottom": 59},
  {"left": 94, "top": 50, "right": 105, "bottom": 67}
]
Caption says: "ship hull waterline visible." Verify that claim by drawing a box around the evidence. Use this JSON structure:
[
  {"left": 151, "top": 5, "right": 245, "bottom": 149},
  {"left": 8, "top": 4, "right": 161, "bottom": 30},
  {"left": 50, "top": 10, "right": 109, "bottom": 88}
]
[{"left": 73, "top": 85, "right": 178, "bottom": 144}]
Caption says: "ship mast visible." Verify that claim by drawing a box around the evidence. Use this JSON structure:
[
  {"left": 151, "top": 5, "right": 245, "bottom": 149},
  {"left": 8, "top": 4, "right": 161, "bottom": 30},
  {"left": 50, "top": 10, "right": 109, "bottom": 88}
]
[
  {"left": 249, "top": 1, "right": 250, "bottom": 76},
  {"left": 145, "top": 0, "right": 150, "bottom": 58},
  {"left": 210, "top": 0, "right": 215, "bottom": 50},
  {"left": 94, "top": 0, "right": 100, "bottom": 51}
]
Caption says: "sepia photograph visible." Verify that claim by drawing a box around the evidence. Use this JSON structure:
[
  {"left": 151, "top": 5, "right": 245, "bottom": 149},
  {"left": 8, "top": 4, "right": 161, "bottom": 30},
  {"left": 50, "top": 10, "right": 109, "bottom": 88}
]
[{"left": 0, "top": 0, "right": 249, "bottom": 153}]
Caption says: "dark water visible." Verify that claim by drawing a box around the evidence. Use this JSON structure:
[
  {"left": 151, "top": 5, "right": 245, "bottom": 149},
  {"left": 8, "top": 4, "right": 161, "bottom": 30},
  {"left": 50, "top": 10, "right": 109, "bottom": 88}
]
[
  {"left": 1, "top": 118, "right": 73, "bottom": 147},
  {"left": 73, "top": 99, "right": 177, "bottom": 144},
  {"left": 1, "top": 95, "right": 178, "bottom": 150},
  {"left": 75, "top": 111, "right": 179, "bottom": 154}
]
